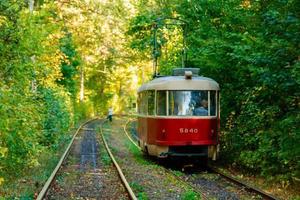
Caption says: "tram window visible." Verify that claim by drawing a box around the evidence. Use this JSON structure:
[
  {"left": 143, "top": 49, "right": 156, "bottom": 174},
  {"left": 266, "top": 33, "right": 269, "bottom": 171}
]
[
  {"left": 137, "top": 93, "right": 141, "bottom": 114},
  {"left": 148, "top": 91, "right": 155, "bottom": 115},
  {"left": 156, "top": 91, "right": 166, "bottom": 115},
  {"left": 138, "top": 92, "right": 147, "bottom": 115},
  {"left": 210, "top": 91, "right": 216, "bottom": 116},
  {"left": 141, "top": 92, "right": 148, "bottom": 115},
  {"left": 169, "top": 91, "right": 193, "bottom": 116},
  {"left": 169, "top": 91, "right": 210, "bottom": 116},
  {"left": 217, "top": 91, "right": 220, "bottom": 116}
]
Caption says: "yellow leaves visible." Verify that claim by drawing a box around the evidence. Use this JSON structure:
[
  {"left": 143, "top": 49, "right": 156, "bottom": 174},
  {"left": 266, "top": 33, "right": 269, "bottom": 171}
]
[
  {"left": 0, "top": 147, "right": 8, "bottom": 158},
  {"left": 14, "top": 2, "right": 68, "bottom": 88},
  {"left": 226, "top": 111, "right": 236, "bottom": 130},
  {"left": 47, "top": 32, "right": 64, "bottom": 45},
  {"left": 0, "top": 177, "right": 4, "bottom": 186},
  {"left": 36, "top": 50, "right": 64, "bottom": 87},
  {"left": 29, "top": 158, "right": 40, "bottom": 168},
  {"left": 241, "top": 0, "right": 251, "bottom": 9},
  {"left": 0, "top": 148, "right": 7, "bottom": 185},
  {"left": 0, "top": 15, "right": 7, "bottom": 26},
  {"left": 211, "top": 18, "right": 220, "bottom": 24},
  {"left": 33, "top": 30, "right": 66, "bottom": 87}
]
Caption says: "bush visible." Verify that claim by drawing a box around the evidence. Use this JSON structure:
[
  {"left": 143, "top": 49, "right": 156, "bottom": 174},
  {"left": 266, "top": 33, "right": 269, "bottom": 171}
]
[
  {"left": 0, "top": 86, "right": 74, "bottom": 181},
  {"left": 39, "top": 87, "right": 72, "bottom": 147},
  {"left": 0, "top": 87, "right": 42, "bottom": 178}
]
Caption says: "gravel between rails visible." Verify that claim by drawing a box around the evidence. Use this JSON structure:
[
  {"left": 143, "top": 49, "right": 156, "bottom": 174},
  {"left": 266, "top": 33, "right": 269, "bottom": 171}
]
[
  {"left": 45, "top": 119, "right": 129, "bottom": 200},
  {"left": 102, "top": 117, "right": 202, "bottom": 200}
]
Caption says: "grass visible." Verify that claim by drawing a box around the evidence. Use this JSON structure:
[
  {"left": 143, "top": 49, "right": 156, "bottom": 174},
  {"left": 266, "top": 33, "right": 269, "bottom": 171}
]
[
  {"left": 124, "top": 126, "right": 158, "bottom": 167},
  {"left": 171, "top": 170, "right": 185, "bottom": 177},
  {"left": 130, "top": 182, "right": 149, "bottom": 200},
  {"left": 1, "top": 149, "right": 64, "bottom": 198},
  {"left": 0, "top": 128, "right": 76, "bottom": 198},
  {"left": 126, "top": 140, "right": 154, "bottom": 166},
  {"left": 137, "top": 192, "right": 149, "bottom": 200},
  {"left": 100, "top": 150, "right": 112, "bottom": 166},
  {"left": 96, "top": 126, "right": 112, "bottom": 166},
  {"left": 103, "top": 119, "right": 153, "bottom": 166},
  {"left": 181, "top": 190, "right": 200, "bottom": 200}
]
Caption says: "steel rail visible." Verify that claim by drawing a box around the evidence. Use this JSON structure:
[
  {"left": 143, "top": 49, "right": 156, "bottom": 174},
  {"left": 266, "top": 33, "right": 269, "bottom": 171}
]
[
  {"left": 208, "top": 166, "right": 280, "bottom": 200},
  {"left": 122, "top": 118, "right": 208, "bottom": 200},
  {"left": 37, "top": 118, "right": 97, "bottom": 200},
  {"left": 123, "top": 119, "right": 141, "bottom": 150},
  {"left": 163, "top": 168, "right": 209, "bottom": 200},
  {"left": 100, "top": 119, "right": 138, "bottom": 200}
]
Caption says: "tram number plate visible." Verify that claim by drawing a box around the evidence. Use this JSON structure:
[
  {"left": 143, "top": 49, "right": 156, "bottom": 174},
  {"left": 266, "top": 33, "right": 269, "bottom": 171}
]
[{"left": 179, "top": 128, "right": 198, "bottom": 134}]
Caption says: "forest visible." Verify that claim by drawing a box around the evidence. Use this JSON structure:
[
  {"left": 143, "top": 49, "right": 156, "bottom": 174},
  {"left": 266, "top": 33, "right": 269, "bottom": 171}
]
[{"left": 0, "top": 0, "right": 299, "bottom": 197}]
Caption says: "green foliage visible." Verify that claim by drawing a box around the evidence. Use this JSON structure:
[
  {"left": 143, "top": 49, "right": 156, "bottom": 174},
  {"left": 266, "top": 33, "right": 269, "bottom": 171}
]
[
  {"left": 100, "top": 150, "right": 112, "bottom": 166},
  {"left": 181, "top": 190, "right": 199, "bottom": 200},
  {"left": 127, "top": 140, "right": 152, "bottom": 165},
  {"left": 171, "top": 170, "right": 184, "bottom": 177},
  {"left": 0, "top": 1, "right": 76, "bottom": 189},
  {"left": 0, "top": 87, "right": 42, "bottom": 177},
  {"left": 128, "top": 13, "right": 186, "bottom": 75},
  {"left": 127, "top": 13, "right": 156, "bottom": 52},
  {"left": 130, "top": 182, "right": 149, "bottom": 200},
  {"left": 58, "top": 33, "right": 81, "bottom": 98},
  {"left": 39, "top": 87, "right": 72, "bottom": 147},
  {"left": 128, "top": 0, "right": 300, "bottom": 181},
  {"left": 74, "top": 101, "right": 94, "bottom": 121}
]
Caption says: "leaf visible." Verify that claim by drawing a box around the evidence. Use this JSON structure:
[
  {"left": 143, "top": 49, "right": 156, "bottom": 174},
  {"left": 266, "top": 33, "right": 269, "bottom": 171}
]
[{"left": 0, "top": 177, "right": 4, "bottom": 185}]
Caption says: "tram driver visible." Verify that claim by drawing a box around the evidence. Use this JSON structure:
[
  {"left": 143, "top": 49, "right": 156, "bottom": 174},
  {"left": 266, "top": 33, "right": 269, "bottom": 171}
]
[{"left": 194, "top": 99, "right": 208, "bottom": 116}]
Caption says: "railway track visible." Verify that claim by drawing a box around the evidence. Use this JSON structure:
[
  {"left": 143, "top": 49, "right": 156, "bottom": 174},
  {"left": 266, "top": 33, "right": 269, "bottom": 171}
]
[
  {"left": 103, "top": 117, "right": 200, "bottom": 199},
  {"left": 37, "top": 118, "right": 137, "bottom": 200},
  {"left": 99, "top": 120, "right": 137, "bottom": 200},
  {"left": 208, "top": 167, "right": 279, "bottom": 200},
  {"left": 124, "top": 118, "right": 280, "bottom": 200}
]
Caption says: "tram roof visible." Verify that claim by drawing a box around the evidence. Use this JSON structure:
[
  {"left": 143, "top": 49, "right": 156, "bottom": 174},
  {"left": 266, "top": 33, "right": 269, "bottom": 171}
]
[{"left": 138, "top": 76, "right": 220, "bottom": 92}]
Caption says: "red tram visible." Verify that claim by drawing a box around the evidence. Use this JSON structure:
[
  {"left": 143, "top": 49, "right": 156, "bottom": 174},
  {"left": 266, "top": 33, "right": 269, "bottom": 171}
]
[{"left": 137, "top": 68, "right": 220, "bottom": 160}]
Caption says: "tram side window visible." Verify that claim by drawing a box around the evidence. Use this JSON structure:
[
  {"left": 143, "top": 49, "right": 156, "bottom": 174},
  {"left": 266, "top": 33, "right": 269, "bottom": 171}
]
[
  {"left": 148, "top": 91, "right": 155, "bottom": 115},
  {"left": 217, "top": 91, "right": 220, "bottom": 116},
  {"left": 142, "top": 92, "right": 148, "bottom": 115},
  {"left": 210, "top": 91, "right": 216, "bottom": 116},
  {"left": 156, "top": 91, "right": 166, "bottom": 115},
  {"left": 138, "top": 92, "right": 147, "bottom": 115},
  {"left": 137, "top": 93, "right": 141, "bottom": 114}
]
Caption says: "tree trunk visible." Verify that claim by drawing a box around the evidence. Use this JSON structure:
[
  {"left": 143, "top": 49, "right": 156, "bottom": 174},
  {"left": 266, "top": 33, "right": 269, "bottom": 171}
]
[
  {"left": 80, "top": 65, "right": 84, "bottom": 102},
  {"left": 29, "top": 0, "right": 34, "bottom": 12}
]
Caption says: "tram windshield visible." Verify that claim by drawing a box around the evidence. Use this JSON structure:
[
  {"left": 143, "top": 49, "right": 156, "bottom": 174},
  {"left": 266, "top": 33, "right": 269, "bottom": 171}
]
[{"left": 168, "top": 91, "right": 217, "bottom": 116}]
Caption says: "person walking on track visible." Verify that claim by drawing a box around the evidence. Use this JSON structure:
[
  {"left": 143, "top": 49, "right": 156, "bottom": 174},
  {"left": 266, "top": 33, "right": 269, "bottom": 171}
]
[{"left": 107, "top": 108, "right": 113, "bottom": 122}]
